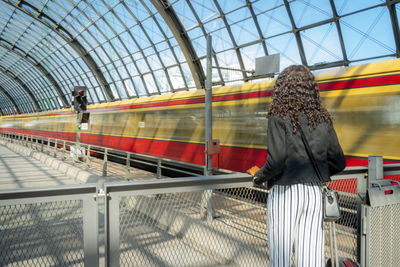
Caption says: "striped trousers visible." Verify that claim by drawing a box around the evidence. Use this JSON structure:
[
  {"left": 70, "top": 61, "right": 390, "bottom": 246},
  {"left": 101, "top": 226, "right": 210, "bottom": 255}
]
[{"left": 267, "top": 183, "right": 324, "bottom": 267}]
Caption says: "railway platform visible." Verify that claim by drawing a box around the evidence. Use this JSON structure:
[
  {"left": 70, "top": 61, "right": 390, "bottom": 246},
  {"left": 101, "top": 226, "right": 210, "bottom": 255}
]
[
  {"left": 1, "top": 134, "right": 400, "bottom": 266},
  {"left": 0, "top": 141, "right": 77, "bottom": 190},
  {"left": 0, "top": 137, "right": 159, "bottom": 190}
]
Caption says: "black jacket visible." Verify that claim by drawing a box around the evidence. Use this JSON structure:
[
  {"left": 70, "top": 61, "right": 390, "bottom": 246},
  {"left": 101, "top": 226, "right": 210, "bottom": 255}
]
[{"left": 254, "top": 113, "right": 346, "bottom": 186}]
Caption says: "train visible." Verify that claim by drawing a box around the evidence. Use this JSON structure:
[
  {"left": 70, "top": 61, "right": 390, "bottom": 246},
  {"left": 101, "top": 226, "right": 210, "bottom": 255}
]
[{"left": 1, "top": 58, "right": 400, "bottom": 174}]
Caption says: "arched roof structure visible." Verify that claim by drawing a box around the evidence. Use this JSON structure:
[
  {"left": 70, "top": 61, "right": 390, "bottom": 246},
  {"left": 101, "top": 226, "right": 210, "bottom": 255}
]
[{"left": 0, "top": 0, "right": 398, "bottom": 114}]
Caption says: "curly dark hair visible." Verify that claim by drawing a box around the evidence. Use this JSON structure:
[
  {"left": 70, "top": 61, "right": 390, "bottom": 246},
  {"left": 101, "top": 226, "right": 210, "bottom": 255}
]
[{"left": 268, "top": 65, "right": 332, "bottom": 133}]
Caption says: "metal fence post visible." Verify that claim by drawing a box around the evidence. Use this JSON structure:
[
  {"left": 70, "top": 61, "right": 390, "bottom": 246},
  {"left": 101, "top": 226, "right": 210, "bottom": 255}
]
[
  {"left": 367, "top": 156, "right": 383, "bottom": 187},
  {"left": 54, "top": 139, "right": 57, "bottom": 158},
  {"left": 125, "top": 153, "right": 131, "bottom": 180},
  {"left": 83, "top": 193, "right": 99, "bottom": 266},
  {"left": 86, "top": 145, "right": 91, "bottom": 170},
  {"left": 105, "top": 191, "right": 120, "bottom": 267},
  {"left": 157, "top": 159, "right": 162, "bottom": 179},
  {"left": 63, "top": 140, "right": 66, "bottom": 159},
  {"left": 103, "top": 148, "right": 108, "bottom": 177},
  {"left": 47, "top": 138, "right": 51, "bottom": 154}
]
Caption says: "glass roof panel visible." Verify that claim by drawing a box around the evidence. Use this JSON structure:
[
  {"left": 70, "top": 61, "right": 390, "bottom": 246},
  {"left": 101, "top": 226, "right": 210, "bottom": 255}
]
[
  {"left": 158, "top": 46, "right": 177, "bottom": 67},
  {"left": 334, "top": 0, "right": 385, "bottom": 16},
  {"left": 153, "top": 69, "right": 170, "bottom": 93},
  {"left": 172, "top": 0, "right": 198, "bottom": 30},
  {"left": 231, "top": 17, "right": 259, "bottom": 46},
  {"left": 240, "top": 42, "right": 267, "bottom": 71},
  {"left": 114, "top": 3, "right": 137, "bottom": 29},
  {"left": 125, "top": 0, "right": 151, "bottom": 22},
  {"left": 143, "top": 73, "right": 158, "bottom": 94},
  {"left": 147, "top": 53, "right": 162, "bottom": 70},
  {"left": 290, "top": 0, "right": 332, "bottom": 28},
  {"left": 154, "top": 13, "right": 174, "bottom": 38},
  {"left": 301, "top": 22, "right": 343, "bottom": 66},
  {"left": 167, "top": 66, "right": 186, "bottom": 90},
  {"left": 119, "top": 31, "right": 138, "bottom": 54},
  {"left": 340, "top": 6, "right": 395, "bottom": 61},
  {"left": 130, "top": 25, "right": 151, "bottom": 49},
  {"left": 265, "top": 33, "right": 302, "bottom": 69},
  {"left": 136, "top": 58, "right": 150, "bottom": 73},
  {"left": 132, "top": 75, "right": 147, "bottom": 96},
  {"left": 123, "top": 78, "right": 137, "bottom": 97},
  {"left": 96, "top": 18, "right": 116, "bottom": 40},
  {"left": 46, "top": 0, "right": 72, "bottom": 20},
  {"left": 104, "top": 11, "right": 126, "bottom": 35},
  {"left": 190, "top": 0, "right": 218, "bottom": 23},
  {"left": 141, "top": 17, "right": 165, "bottom": 44}
]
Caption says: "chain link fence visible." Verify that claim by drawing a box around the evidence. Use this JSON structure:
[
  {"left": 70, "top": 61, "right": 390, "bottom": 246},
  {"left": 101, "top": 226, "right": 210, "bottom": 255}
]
[
  {"left": 0, "top": 185, "right": 98, "bottom": 267},
  {"left": 105, "top": 174, "right": 266, "bottom": 266},
  {"left": 105, "top": 174, "right": 366, "bottom": 266},
  {"left": 326, "top": 178, "right": 360, "bottom": 262}
]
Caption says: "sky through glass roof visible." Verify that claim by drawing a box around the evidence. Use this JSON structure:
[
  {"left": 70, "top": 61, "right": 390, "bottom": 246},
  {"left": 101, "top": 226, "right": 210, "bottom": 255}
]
[{"left": 0, "top": 0, "right": 398, "bottom": 114}]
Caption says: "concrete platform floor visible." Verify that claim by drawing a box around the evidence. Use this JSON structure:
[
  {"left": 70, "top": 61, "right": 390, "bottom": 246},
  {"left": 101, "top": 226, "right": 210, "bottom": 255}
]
[
  {"left": 0, "top": 143, "right": 77, "bottom": 190},
  {"left": 0, "top": 139, "right": 159, "bottom": 191}
]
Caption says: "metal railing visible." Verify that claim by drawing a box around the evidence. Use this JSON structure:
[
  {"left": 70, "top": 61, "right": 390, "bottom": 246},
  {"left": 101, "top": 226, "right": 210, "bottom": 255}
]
[
  {"left": 0, "top": 132, "right": 228, "bottom": 180},
  {"left": 0, "top": 184, "right": 98, "bottom": 266},
  {"left": 1, "top": 132, "right": 400, "bottom": 266}
]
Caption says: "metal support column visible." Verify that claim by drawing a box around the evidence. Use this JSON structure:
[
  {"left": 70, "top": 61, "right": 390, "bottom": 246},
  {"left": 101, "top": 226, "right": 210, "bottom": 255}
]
[
  {"left": 103, "top": 148, "right": 108, "bottom": 177},
  {"left": 75, "top": 112, "right": 82, "bottom": 162},
  {"left": 201, "top": 34, "right": 213, "bottom": 221}
]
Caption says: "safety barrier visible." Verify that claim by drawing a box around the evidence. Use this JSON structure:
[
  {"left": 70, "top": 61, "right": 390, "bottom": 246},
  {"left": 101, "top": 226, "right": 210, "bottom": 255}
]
[
  {"left": 0, "top": 132, "right": 231, "bottom": 179},
  {"left": 1, "top": 132, "right": 400, "bottom": 266},
  {"left": 0, "top": 184, "right": 98, "bottom": 266}
]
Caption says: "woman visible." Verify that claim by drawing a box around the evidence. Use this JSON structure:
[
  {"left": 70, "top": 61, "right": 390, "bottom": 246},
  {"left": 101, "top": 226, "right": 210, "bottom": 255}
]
[{"left": 249, "top": 65, "right": 346, "bottom": 266}]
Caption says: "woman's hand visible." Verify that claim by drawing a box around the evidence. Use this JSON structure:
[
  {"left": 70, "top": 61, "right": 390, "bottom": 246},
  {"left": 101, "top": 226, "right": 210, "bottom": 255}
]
[
  {"left": 246, "top": 166, "right": 260, "bottom": 177},
  {"left": 247, "top": 166, "right": 264, "bottom": 187}
]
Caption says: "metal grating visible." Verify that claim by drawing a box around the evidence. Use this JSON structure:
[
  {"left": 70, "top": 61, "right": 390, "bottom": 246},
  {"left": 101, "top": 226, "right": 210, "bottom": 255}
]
[
  {"left": 366, "top": 203, "right": 400, "bottom": 267},
  {"left": 0, "top": 200, "right": 84, "bottom": 266},
  {"left": 117, "top": 188, "right": 268, "bottom": 266},
  {"left": 326, "top": 178, "right": 359, "bottom": 262}
]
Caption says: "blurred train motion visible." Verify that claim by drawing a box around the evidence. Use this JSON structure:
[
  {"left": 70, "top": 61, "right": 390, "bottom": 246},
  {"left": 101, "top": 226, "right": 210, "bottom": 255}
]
[{"left": 1, "top": 59, "right": 400, "bottom": 174}]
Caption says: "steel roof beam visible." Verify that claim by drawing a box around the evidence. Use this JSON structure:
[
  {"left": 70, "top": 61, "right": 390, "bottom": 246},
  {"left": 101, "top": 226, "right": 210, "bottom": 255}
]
[
  {"left": 185, "top": 0, "right": 224, "bottom": 85},
  {"left": 150, "top": 0, "right": 205, "bottom": 89},
  {"left": 283, "top": 0, "right": 308, "bottom": 66},
  {"left": 247, "top": 0, "right": 269, "bottom": 56},
  {"left": 0, "top": 39, "right": 67, "bottom": 108},
  {"left": 0, "top": 67, "right": 41, "bottom": 112},
  {"left": 3, "top": 0, "right": 114, "bottom": 102},
  {"left": 329, "top": 0, "right": 349, "bottom": 66},
  {"left": 213, "top": 0, "right": 249, "bottom": 81},
  {"left": 387, "top": 0, "right": 400, "bottom": 58},
  {"left": 0, "top": 84, "right": 21, "bottom": 114}
]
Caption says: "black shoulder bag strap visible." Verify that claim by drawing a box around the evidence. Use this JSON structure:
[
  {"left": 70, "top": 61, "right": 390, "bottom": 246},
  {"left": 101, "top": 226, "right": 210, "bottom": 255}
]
[
  {"left": 298, "top": 126, "right": 324, "bottom": 182},
  {"left": 299, "top": 126, "right": 341, "bottom": 267}
]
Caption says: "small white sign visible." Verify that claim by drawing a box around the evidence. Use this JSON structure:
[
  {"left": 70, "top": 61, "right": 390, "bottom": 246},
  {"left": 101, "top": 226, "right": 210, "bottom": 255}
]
[
  {"left": 139, "top": 121, "right": 145, "bottom": 128},
  {"left": 81, "top": 123, "right": 88, "bottom": 130}
]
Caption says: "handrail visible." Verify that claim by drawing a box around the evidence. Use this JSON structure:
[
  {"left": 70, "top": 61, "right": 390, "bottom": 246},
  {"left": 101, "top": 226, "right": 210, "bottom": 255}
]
[{"left": 0, "top": 132, "right": 231, "bottom": 179}]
